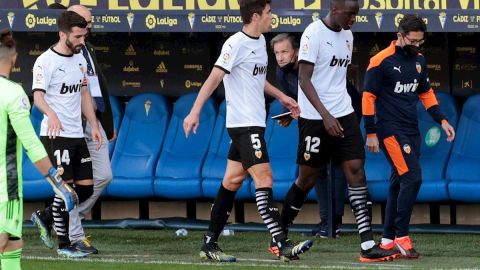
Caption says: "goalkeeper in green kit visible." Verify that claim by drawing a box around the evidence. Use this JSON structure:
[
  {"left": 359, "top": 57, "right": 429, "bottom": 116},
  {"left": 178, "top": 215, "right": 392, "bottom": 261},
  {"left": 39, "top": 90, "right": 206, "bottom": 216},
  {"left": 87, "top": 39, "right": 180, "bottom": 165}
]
[{"left": 0, "top": 29, "right": 78, "bottom": 270}]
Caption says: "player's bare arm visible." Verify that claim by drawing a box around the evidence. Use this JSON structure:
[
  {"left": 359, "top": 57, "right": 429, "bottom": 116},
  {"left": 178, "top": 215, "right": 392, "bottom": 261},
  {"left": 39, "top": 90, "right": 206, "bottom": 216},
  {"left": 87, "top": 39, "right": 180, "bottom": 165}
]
[
  {"left": 183, "top": 67, "right": 225, "bottom": 138},
  {"left": 264, "top": 81, "right": 300, "bottom": 118},
  {"left": 298, "top": 62, "right": 344, "bottom": 138},
  {"left": 33, "top": 90, "right": 63, "bottom": 139},
  {"left": 81, "top": 86, "right": 103, "bottom": 149}
]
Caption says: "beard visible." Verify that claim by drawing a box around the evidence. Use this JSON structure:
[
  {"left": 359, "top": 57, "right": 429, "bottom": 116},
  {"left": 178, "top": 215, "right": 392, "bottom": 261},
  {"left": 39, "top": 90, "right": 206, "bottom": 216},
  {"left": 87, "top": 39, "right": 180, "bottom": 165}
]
[{"left": 66, "top": 38, "right": 82, "bottom": 54}]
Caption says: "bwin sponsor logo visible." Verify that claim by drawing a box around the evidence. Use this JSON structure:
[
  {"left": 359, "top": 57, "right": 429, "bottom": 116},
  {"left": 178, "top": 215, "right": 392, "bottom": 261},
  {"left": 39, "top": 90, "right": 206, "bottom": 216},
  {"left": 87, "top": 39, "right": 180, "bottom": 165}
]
[
  {"left": 329, "top": 55, "right": 350, "bottom": 67},
  {"left": 253, "top": 64, "right": 267, "bottom": 76},
  {"left": 60, "top": 81, "right": 82, "bottom": 94},
  {"left": 394, "top": 79, "right": 419, "bottom": 93}
]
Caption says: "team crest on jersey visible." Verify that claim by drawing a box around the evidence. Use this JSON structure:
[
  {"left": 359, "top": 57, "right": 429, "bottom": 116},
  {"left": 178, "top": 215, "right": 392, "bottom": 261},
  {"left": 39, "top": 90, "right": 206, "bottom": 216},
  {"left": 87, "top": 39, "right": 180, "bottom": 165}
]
[
  {"left": 222, "top": 52, "right": 231, "bottom": 64},
  {"left": 35, "top": 73, "right": 43, "bottom": 82},
  {"left": 346, "top": 40, "right": 352, "bottom": 51},
  {"left": 304, "top": 152, "right": 311, "bottom": 161},
  {"left": 403, "top": 144, "right": 411, "bottom": 154},
  {"left": 255, "top": 150, "right": 262, "bottom": 159},
  {"left": 302, "top": 43, "right": 309, "bottom": 54},
  {"left": 416, "top": 62, "right": 421, "bottom": 74}
]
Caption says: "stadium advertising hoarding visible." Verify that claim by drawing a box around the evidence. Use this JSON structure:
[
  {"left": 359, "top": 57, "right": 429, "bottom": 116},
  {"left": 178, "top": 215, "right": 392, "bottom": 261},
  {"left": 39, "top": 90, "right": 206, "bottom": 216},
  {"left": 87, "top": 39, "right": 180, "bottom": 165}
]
[
  {"left": 10, "top": 32, "right": 211, "bottom": 96},
  {"left": 1, "top": 0, "right": 480, "bottom": 32}
]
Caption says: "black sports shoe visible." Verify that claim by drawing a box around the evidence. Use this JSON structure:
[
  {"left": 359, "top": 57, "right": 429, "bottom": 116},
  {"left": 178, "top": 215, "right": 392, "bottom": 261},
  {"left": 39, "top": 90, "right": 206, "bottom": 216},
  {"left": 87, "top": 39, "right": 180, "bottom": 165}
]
[
  {"left": 72, "top": 238, "right": 98, "bottom": 254},
  {"left": 31, "top": 210, "right": 54, "bottom": 249},
  {"left": 359, "top": 244, "right": 401, "bottom": 262},
  {"left": 278, "top": 239, "right": 313, "bottom": 263},
  {"left": 57, "top": 245, "right": 89, "bottom": 258},
  {"left": 268, "top": 239, "right": 300, "bottom": 260},
  {"left": 199, "top": 235, "right": 236, "bottom": 262}
]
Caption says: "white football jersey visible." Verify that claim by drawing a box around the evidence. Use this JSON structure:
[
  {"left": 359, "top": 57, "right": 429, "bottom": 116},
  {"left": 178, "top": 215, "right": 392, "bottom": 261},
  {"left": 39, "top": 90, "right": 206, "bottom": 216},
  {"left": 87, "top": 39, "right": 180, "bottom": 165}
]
[
  {"left": 298, "top": 20, "right": 354, "bottom": 120},
  {"left": 32, "top": 48, "right": 88, "bottom": 138},
  {"left": 214, "top": 31, "right": 268, "bottom": 128}
]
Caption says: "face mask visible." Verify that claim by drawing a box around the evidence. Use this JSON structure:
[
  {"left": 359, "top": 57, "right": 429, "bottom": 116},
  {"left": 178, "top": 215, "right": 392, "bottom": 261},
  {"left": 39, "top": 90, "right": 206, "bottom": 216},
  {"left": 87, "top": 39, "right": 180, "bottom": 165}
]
[
  {"left": 280, "top": 61, "right": 295, "bottom": 73},
  {"left": 403, "top": 45, "right": 420, "bottom": 56},
  {"left": 279, "top": 53, "right": 297, "bottom": 73}
]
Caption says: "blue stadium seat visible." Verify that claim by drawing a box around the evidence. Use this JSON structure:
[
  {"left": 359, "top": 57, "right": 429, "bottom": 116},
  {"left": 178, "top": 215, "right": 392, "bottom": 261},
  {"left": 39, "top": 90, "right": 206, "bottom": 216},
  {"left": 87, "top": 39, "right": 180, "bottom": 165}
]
[
  {"left": 107, "top": 93, "right": 170, "bottom": 198},
  {"left": 153, "top": 93, "right": 216, "bottom": 199},
  {"left": 417, "top": 92, "right": 458, "bottom": 202},
  {"left": 201, "top": 101, "right": 253, "bottom": 200},
  {"left": 23, "top": 105, "right": 54, "bottom": 201},
  {"left": 249, "top": 100, "right": 299, "bottom": 201},
  {"left": 447, "top": 94, "right": 480, "bottom": 202},
  {"left": 360, "top": 118, "right": 391, "bottom": 202},
  {"left": 108, "top": 95, "right": 124, "bottom": 157}
]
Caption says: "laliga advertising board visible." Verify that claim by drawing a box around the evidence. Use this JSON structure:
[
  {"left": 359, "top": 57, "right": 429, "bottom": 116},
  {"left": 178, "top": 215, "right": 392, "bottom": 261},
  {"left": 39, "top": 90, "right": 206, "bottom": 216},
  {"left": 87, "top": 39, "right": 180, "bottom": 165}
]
[{"left": 0, "top": 0, "right": 480, "bottom": 32}]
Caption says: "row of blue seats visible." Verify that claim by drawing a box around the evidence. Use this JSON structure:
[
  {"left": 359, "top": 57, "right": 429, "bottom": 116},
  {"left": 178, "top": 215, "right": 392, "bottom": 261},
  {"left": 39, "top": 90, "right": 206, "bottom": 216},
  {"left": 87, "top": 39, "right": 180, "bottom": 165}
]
[{"left": 21, "top": 92, "right": 480, "bottom": 203}]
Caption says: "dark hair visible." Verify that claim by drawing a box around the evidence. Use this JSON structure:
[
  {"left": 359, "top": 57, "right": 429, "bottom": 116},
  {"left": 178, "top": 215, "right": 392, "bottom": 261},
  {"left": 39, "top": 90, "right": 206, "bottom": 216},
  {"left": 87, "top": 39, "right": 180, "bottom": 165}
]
[
  {"left": 0, "top": 29, "right": 15, "bottom": 49},
  {"left": 398, "top": 14, "right": 427, "bottom": 34},
  {"left": 270, "top": 33, "right": 299, "bottom": 50},
  {"left": 239, "top": 0, "right": 271, "bottom": 24},
  {"left": 48, "top": 3, "right": 67, "bottom": 9},
  {"left": 330, "top": 0, "right": 358, "bottom": 9},
  {"left": 57, "top": 11, "right": 87, "bottom": 33}
]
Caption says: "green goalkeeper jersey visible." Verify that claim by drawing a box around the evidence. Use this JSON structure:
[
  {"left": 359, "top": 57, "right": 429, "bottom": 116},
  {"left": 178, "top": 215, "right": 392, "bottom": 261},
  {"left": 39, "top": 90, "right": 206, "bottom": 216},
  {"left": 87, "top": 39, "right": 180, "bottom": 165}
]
[{"left": 0, "top": 76, "right": 47, "bottom": 202}]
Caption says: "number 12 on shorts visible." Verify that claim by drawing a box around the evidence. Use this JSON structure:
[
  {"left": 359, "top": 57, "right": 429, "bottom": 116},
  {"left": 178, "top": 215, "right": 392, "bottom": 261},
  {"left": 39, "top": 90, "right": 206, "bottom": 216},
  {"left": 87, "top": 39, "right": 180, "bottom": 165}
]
[{"left": 305, "top": 136, "right": 320, "bottom": 153}]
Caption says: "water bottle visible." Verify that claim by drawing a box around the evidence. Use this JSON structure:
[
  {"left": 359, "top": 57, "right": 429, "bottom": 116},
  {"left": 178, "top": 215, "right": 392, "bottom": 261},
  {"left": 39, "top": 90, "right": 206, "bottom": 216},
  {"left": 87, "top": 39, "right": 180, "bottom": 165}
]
[
  {"left": 222, "top": 229, "right": 234, "bottom": 236},
  {"left": 175, "top": 228, "right": 188, "bottom": 237}
]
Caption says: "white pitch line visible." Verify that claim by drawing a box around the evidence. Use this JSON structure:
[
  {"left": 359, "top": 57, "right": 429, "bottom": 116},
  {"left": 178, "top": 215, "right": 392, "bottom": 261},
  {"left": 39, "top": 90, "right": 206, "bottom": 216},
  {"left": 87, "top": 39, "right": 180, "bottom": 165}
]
[
  {"left": 340, "top": 261, "right": 413, "bottom": 268},
  {"left": 23, "top": 256, "right": 309, "bottom": 268},
  {"left": 23, "top": 255, "right": 410, "bottom": 269}
]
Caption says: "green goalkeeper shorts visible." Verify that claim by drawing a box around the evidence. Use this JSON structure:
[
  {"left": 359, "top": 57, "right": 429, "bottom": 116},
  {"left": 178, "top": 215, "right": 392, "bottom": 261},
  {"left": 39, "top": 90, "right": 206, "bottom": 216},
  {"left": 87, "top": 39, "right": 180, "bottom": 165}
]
[{"left": 0, "top": 199, "right": 23, "bottom": 238}]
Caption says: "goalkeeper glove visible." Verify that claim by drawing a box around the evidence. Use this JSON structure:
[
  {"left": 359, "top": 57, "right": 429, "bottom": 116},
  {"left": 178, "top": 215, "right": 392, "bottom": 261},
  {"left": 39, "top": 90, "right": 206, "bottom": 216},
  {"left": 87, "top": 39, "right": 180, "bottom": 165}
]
[{"left": 45, "top": 167, "right": 79, "bottom": 212}]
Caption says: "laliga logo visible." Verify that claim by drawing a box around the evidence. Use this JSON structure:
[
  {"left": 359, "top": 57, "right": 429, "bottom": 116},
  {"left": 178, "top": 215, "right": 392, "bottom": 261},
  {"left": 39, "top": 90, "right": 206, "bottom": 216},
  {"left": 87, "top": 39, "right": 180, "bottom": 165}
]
[
  {"left": 146, "top": 14, "right": 156, "bottom": 29},
  {"left": 26, "top": 13, "right": 36, "bottom": 28},
  {"left": 439, "top": 12, "right": 447, "bottom": 29},
  {"left": 271, "top": 14, "right": 279, "bottom": 29},
  {"left": 188, "top": 12, "right": 195, "bottom": 30}
]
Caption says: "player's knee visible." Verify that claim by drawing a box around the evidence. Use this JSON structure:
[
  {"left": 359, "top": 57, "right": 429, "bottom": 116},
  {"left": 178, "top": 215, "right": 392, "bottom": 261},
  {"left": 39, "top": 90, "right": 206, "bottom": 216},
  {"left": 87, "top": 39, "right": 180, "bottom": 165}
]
[
  {"left": 406, "top": 174, "right": 422, "bottom": 190},
  {"left": 9, "top": 238, "right": 23, "bottom": 250},
  {"left": 344, "top": 165, "right": 366, "bottom": 186},
  {"left": 0, "top": 237, "right": 22, "bottom": 253},
  {"left": 0, "top": 236, "right": 8, "bottom": 251},
  {"left": 74, "top": 184, "right": 94, "bottom": 203},
  {"left": 95, "top": 168, "right": 113, "bottom": 184},
  {"left": 296, "top": 176, "right": 316, "bottom": 191},
  {"left": 95, "top": 177, "right": 111, "bottom": 191}
]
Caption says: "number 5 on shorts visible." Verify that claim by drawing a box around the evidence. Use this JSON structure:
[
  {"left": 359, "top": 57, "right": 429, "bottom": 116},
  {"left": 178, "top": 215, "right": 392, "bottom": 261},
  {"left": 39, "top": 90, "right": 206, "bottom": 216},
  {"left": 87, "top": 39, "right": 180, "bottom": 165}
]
[{"left": 250, "top": 134, "right": 261, "bottom": 150}]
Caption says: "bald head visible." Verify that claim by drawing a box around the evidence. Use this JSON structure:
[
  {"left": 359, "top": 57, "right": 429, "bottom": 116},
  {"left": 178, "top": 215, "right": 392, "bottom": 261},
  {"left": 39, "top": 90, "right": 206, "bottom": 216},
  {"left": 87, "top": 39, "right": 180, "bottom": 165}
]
[{"left": 68, "top": 5, "right": 92, "bottom": 26}]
